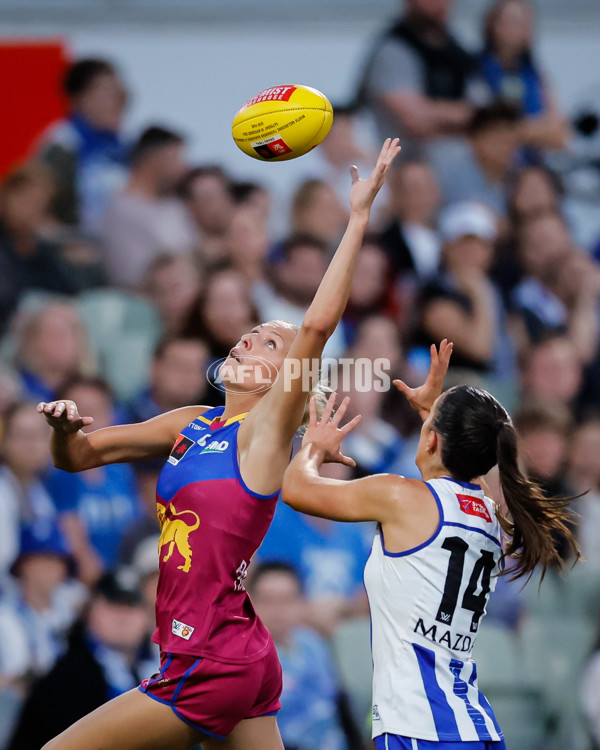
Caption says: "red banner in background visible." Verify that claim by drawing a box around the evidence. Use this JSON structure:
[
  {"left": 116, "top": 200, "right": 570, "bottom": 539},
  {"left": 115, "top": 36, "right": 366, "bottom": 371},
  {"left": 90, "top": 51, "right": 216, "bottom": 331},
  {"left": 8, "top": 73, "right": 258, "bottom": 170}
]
[{"left": 0, "top": 40, "right": 70, "bottom": 178}]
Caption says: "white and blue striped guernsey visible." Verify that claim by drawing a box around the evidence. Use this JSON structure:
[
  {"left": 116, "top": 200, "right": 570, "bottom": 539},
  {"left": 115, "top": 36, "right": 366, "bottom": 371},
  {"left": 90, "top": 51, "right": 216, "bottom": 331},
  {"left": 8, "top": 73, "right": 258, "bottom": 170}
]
[{"left": 364, "top": 476, "right": 504, "bottom": 743}]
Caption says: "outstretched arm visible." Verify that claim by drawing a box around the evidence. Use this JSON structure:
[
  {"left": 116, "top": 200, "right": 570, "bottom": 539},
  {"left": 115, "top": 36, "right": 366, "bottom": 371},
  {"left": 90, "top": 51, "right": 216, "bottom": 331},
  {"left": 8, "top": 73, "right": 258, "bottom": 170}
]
[
  {"left": 240, "top": 139, "right": 401, "bottom": 491},
  {"left": 393, "top": 339, "right": 453, "bottom": 421},
  {"left": 38, "top": 400, "right": 210, "bottom": 471},
  {"left": 282, "top": 393, "right": 439, "bottom": 561}
]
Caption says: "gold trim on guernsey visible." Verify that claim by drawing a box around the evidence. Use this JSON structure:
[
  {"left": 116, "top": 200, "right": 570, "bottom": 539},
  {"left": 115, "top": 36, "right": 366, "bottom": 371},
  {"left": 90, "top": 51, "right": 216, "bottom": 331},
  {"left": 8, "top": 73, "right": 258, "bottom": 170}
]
[{"left": 197, "top": 412, "right": 249, "bottom": 427}]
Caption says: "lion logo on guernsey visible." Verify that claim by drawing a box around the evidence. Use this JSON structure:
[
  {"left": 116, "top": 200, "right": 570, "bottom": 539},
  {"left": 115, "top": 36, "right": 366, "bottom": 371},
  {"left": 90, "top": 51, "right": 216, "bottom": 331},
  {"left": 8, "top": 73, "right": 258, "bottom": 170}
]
[{"left": 156, "top": 501, "right": 200, "bottom": 573}]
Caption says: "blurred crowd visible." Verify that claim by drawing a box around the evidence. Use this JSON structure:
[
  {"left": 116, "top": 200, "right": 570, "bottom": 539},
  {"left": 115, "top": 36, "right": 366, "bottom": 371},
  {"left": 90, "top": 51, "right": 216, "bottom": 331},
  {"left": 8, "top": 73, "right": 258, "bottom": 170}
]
[{"left": 2, "top": 1, "right": 600, "bottom": 748}]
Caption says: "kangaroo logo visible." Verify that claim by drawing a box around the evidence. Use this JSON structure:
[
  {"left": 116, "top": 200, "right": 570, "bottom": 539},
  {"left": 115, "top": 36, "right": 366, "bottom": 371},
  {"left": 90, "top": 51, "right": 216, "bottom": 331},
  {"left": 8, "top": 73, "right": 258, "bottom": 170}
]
[{"left": 156, "top": 501, "right": 200, "bottom": 573}]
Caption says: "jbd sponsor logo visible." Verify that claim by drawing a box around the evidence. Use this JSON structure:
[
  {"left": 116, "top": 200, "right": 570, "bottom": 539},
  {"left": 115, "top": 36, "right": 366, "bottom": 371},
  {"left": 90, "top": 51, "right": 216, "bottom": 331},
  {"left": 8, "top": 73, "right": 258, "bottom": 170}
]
[
  {"left": 206, "top": 356, "right": 392, "bottom": 395},
  {"left": 200, "top": 440, "right": 229, "bottom": 455}
]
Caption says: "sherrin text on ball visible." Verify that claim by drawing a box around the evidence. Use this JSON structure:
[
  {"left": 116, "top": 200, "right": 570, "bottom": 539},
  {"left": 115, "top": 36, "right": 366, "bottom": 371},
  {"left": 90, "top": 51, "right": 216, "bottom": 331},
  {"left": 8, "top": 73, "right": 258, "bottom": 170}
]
[{"left": 232, "top": 84, "right": 333, "bottom": 162}]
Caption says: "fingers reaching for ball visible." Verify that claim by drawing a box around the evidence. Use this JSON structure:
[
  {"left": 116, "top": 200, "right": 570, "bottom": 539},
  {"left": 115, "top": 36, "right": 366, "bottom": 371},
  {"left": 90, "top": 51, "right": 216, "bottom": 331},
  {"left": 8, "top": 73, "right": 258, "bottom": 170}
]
[{"left": 348, "top": 137, "right": 401, "bottom": 216}]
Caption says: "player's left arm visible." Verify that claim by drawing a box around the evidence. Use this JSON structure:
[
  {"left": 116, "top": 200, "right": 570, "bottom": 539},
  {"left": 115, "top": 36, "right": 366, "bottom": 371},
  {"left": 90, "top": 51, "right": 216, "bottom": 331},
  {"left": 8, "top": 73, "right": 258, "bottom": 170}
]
[
  {"left": 281, "top": 393, "right": 418, "bottom": 522},
  {"left": 283, "top": 450, "right": 407, "bottom": 522}
]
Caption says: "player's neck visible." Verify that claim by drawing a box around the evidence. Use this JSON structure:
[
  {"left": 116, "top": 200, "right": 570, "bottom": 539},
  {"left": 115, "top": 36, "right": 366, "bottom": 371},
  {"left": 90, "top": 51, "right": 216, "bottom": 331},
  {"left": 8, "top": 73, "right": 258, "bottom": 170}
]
[
  {"left": 221, "top": 392, "right": 262, "bottom": 421},
  {"left": 419, "top": 454, "right": 449, "bottom": 482}
]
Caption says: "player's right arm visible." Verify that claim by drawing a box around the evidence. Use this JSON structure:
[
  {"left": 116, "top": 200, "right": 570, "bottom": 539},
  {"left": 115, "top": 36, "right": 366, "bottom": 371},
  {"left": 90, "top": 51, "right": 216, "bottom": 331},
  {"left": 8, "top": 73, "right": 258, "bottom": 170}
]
[{"left": 38, "top": 400, "right": 209, "bottom": 472}]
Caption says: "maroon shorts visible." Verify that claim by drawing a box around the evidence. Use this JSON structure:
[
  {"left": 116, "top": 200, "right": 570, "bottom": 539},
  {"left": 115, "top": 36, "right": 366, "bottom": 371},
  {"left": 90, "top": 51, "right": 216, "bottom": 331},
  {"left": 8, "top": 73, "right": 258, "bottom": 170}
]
[{"left": 139, "top": 641, "right": 282, "bottom": 739}]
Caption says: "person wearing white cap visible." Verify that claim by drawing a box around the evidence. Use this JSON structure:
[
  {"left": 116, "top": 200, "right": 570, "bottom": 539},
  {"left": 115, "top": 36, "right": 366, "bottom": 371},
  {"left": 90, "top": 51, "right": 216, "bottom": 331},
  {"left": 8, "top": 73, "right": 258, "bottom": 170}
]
[{"left": 410, "top": 201, "right": 517, "bottom": 400}]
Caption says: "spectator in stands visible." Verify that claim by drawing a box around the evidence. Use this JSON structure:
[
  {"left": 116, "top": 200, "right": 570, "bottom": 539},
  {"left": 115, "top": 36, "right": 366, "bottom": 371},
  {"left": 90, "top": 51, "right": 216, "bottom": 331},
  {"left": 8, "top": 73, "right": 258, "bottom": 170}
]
[
  {"left": 520, "top": 335, "right": 583, "bottom": 412},
  {"left": 0, "top": 163, "right": 81, "bottom": 333},
  {"left": 514, "top": 403, "right": 576, "bottom": 565},
  {"left": 552, "top": 251, "right": 600, "bottom": 364},
  {"left": 290, "top": 179, "right": 348, "bottom": 248},
  {"left": 511, "top": 212, "right": 573, "bottom": 344},
  {"left": 100, "top": 126, "right": 196, "bottom": 288},
  {"left": 412, "top": 201, "right": 516, "bottom": 387},
  {"left": 493, "top": 165, "right": 565, "bottom": 296},
  {"left": 182, "top": 262, "right": 259, "bottom": 363},
  {"left": 13, "top": 301, "right": 90, "bottom": 402},
  {"left": 249, "top": 562, "right": 355, "bottom": 750},
  {"left": 356, "top": 0, "right": 476, "bottom": 157},
  {"left": 479, "top": 0, "right": 569, "bottom": 154},
  {"left": 225, "top": 203, "right": 271, "bottom": 286},
  {"left": 37, "top": 58, "right": 130, "bottom": 230},
  {"left": 0, "top": 402, "right": 55, "bottom": 581},
  {"left": 508, "top": 164, "right": 564, "bottom": 225},
  {"left": 0, "top": 522, "right": 84, "bottom": 683},
  {"left": 432, "top": 102, "right": 522, "bottom": 215},
  {"left": 8, "top": 572, "right": 148, "bottom": 750},
  {"left": 179, "top": 165, "right": 236, "bottom": 261},
  {"left": 46, "top": 377, "right": 144, "bottom": 579},
  {"left": 253, "top": 234, "right": 347, "bottom": 359},
  {"left": 230, "top": 180, "right": 271, "bottom": 221},
  {"left": 141, "top": 253, "right": 202, "bottom": 337},
  {"left": 378, "top": 159, "right": 441, "bottom": 278},
  {"left": 567, "top": 420, "right": 600, "bottom": 569},
  {"left": 515, "top": 403, "right": 572, "bottom": 496},
  {"left": 257, "top": 462, "right": 372, "bottom": 636},
  {"left": 511, "top": 214, "right": 600, "bottom": 366},
  {"left": 126, "top": 337, "right": 211, "bottom": 423}
]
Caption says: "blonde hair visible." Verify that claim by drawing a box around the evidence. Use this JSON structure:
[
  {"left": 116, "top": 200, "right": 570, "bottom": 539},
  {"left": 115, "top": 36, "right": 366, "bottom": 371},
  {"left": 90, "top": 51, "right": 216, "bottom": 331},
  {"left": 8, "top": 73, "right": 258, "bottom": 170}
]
[{"left": 299, "top": 379, "right": 332, "bottom": 434}]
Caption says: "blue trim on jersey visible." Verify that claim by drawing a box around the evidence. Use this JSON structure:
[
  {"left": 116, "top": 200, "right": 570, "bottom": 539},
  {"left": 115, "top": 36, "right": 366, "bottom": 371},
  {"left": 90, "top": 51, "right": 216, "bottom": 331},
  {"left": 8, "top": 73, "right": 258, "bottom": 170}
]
[
  {"left": 375, "top": 735, "right": 506, "bottom": 749},
  {"left": 449, "top": 658, "right": 492, "bottom": 741},
  {"left": 443, "top": 522, "right": 502, "bottom": 549},
  {"left": 231, "top": 436, "right": 281, "bottom": 501},
  {"left": 441, "top": 477, "right": 482, "bottom": 491},
  {"left": 413, "top": 644, "right": 460, "bottom": 740},
  {"left": 378, "top": 481, "right": 444, "bottom": 557},
  {"left": 470, "top": 664, "right": 503, "bottom": 739}
]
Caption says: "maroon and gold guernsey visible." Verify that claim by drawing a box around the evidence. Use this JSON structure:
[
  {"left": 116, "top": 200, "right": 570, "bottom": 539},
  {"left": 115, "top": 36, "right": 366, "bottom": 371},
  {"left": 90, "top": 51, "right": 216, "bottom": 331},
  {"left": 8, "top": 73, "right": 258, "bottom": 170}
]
[{"left": 153, "top": 406, "right": 279, "bottom": 664}]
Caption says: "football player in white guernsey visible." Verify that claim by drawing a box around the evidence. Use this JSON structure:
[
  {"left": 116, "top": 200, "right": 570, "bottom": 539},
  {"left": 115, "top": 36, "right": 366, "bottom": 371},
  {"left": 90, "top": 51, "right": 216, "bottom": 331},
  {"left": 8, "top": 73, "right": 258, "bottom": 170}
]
[{"left": 282, "top": 340, "right": 579, "bottom": 750}]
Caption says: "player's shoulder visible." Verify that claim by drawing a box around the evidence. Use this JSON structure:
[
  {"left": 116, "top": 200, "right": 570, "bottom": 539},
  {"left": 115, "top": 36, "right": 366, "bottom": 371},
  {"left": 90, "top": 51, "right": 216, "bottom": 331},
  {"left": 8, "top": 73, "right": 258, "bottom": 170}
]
[
  {"left": 361, "top": 473, "right": 434, "bottom": 512},
  {"left": 149, "top": 405, "right": 215, "bottom": 435},
  {"left": 377, "top": 473, "right": 432, "bottom": 497}
]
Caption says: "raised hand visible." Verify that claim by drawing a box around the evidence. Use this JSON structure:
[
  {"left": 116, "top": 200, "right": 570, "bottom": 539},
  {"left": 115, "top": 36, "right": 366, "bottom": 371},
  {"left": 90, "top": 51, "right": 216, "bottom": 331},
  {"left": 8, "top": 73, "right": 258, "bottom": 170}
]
[
  {"left": 349, "top": 137, "right": 401, "bottom": 217},
  {"left": 301, "top": 393, "right": 361, "bottom": 467},
  {"left": 393, "top": 339, "right": 453, "bottom": 421},
  {"left": 37, "top": 400, "right": 94, "bottom": 434}
]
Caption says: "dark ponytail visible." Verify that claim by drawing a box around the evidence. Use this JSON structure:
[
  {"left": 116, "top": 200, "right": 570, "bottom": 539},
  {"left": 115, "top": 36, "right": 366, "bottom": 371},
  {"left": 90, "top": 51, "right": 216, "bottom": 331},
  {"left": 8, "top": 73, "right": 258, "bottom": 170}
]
[
  {"left": 433, "top": 385, "right": 581, "bottom": 582},
  {"left": 495, "top": 420, "right": 580, "bottom": 581}
]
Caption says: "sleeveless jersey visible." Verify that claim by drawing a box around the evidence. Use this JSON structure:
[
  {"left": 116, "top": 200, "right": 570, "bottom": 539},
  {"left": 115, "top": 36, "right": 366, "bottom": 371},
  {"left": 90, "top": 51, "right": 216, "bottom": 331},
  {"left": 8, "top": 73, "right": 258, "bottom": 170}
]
[
  {"left": 153, "top": 406, "right": 278, "bottom": 664},
  {"left": 365, "top": 476, "right": 504, "bottom": 742}
]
